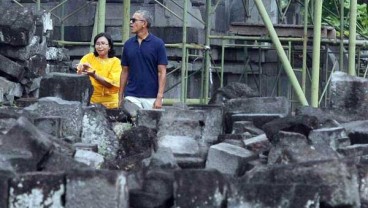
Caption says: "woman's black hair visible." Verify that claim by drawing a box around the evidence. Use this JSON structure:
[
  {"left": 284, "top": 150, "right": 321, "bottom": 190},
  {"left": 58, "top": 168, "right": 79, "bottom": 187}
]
[{"left": 93, "top": 32, "right": 115, "bottom": 58}]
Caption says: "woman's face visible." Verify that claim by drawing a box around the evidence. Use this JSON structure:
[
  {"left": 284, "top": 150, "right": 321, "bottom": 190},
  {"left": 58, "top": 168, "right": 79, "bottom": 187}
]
[{"left": 95, "top": 36, "right": 111, "bottom": 57}]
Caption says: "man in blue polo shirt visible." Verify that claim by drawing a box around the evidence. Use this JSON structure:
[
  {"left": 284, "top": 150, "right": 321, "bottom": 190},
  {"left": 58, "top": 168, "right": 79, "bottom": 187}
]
[{"left": 119, "top": 9, "right": 168, "bottom": 112}]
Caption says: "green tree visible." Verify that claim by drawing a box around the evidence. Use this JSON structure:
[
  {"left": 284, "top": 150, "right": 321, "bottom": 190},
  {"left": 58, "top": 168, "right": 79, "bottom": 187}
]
[{"left": 322, "top": 0, "right": 368, "bottom": 38}]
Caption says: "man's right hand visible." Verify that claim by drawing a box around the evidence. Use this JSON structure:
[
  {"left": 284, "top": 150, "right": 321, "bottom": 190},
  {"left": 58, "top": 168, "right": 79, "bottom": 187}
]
[{"left": 118, "top": 96, "right": 124, "bottom": 107}]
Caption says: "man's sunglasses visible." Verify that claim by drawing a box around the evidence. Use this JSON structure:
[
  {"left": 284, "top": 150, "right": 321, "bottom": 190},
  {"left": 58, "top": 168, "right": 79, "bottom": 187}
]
[{"left": 130, "top": 18, "right": 145, "bottom": 23}]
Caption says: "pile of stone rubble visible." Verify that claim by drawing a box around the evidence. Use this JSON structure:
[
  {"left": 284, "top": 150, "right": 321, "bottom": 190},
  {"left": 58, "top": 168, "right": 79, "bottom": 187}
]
[
  {"left": 1, "top": 71, "right": 368, "bottom": 207},
  {"left": 2, "top": 3, "right": 368, "bottom": 208}
]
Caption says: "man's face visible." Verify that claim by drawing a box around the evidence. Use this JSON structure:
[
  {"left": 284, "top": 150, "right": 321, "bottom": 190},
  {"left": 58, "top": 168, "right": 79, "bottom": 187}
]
[{"left": 130, "top": 13, "right": 146, "bottom": 34}]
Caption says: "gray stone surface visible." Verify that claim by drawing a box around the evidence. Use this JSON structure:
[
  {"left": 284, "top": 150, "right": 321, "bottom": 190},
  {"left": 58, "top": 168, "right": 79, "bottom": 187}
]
[
  {"left": 206, "top": 142, "right": 257, "bottom": 176},
  {"left": 309, "top": 126, "right": 350, "bottom": 151},
  {"left": 244, "top": 160, "right": 361, "bottom": 207},
  {"left": 74, "top": 150, "right": 105, "bottom": 169},
  {"left": 24, "top": 97, "right": 84, "bottom": 141},
  {"left": 158, "top": 135, "right": 200, "bottom": 157},
  {"left": 34, "top": 116, "right": 63, "bottom": 138},
  {"left": 3, "top": 117, "right": 54, "bottom": 172},
  {"left": 39, "top": 73, "right": 92, "bottom": 106},
  {"left": 268, "top": 131, "right": 340, "bottom": 165},
  {"left": 65, "top": 169, "right": 128, "bottom": 208},
  {"left": 174, "top": 169, "right": 228, "bottom": 208},
  {"left": 0, "top": 5, "right": 35, "bottom": 46},
  {"left": 0, "top": 77, "right": 23, "bottom": 99},
  {"left": 9, "top": 172, "right": 64, "bottom": 208},
  {"left": 81, "top": 105, "right": 119, "bottom": 160},
  {"left": 0, "top": 36, "right": 46, "bottom": 61},
  {"left": 0, "top": 54, "right": 24, "bottom": 81},
  {"left": 330, "top": 71, "right": 368, "bottom": 120}
]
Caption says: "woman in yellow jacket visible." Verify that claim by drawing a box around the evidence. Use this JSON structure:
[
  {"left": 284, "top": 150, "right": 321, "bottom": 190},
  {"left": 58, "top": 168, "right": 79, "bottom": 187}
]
[{"left": 77, "top": 32, "right": 122, "bottom": 109}]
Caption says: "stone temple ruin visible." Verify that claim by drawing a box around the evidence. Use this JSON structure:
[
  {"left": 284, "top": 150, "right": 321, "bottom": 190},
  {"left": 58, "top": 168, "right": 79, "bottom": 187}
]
[{"left": 2, "top": 2, "right": 368, "bottom": 208}]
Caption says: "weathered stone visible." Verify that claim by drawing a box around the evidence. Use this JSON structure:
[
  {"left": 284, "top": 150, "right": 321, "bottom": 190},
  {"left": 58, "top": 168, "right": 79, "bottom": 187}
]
[
  {"left": 262, "top": 115, "right": 319, "bottom": 144},
  {"left": 148, "top": 147, "right": 179, "bottom": 169},
  {"left": 338, "top": 144, "right": 368, "bottom": 158},
  {"left": 3, "top": 117, "right": 54, "bottom": 170},
  {"left": 174, "top": 169, "right": 228, "bottom": 208},
  {"left": 137, "top": 109, "right": 163, "bottom": 129},
  {"left": 0, "top": 36, "right": 46, "bottom": 61},
  {"left": 24, "top": 97, "right": 84, "bottom": 141},
  {"left": 74, "top": 150, "right": 104, "bottom": 169},
  {"left": 39, "top": 72, "right": 92, "bottom": 106},
  {"left": 206, "top": 142, "right": 257, "bottom": 176},
  {"left": 175, "top": 156, "right": 205, "bottom": 169},
  {"left": 232, "top": 120, "right": 264, "bottom": 135},
  {"left": 228, "top": 183, "right": 320, "bottom": 208},
  {"left": 39, "top": 152, "right": 88, "bottom": 172},
  {"left": 309, "top": 126, "right": 350, "bottom": 151},
  {"left": 330, "top": 71, "right": 368, "bottom": 120},
  {"left": 268, "top": 131, "right": 340, "bottom": 165},
  {"left": 209, "top": 82, "right": 259, "bottom": 105},
  {"left": 132, "top": 169, "right": 174, "bottom": 208},
  {"left": 218, "top": 134, "right": 249, "bottom": 147},
  {"left": 65, "top": 169, "right": 128, "bottom": 208},
  {"left": 357, "top": 161, "right": 368, "bottom": 208},
  {"left": 0, "top": 77, "right": 23, "bottom": 99},
  {"left": 244, "top": 160, "right": 361, "bottom": 207},
  {"left": 342, "top": 120, "right": 368, "bottom": 145},
  {"left": 190, "top": 105, "right": 224, "bottom": 144},
  {"left": 9, "top": 172, "right": 65, "bottom": 208},
  {"left": 158, "top": 135, "right": 200, "bottom": 157},
  {"left": 46, "top": 47, "right": 70, "bottom": 61},
  {"left": 157, "top": 109, "right": 205, "bottom": 139},
  {"left": 34, "top": 116, "right": 63, "bottom": 138},
  {"left": 73, "top": 143, "right": 98, "bottom": 152},
  {"left": 224, "top": 96, "right": 290, "bottom": 115},
  {"left": 243, "top": 134, "right": 272, "bottom": 154},
  {"left": 117, "top": 125, "right": 157, "bottom": 158},
  {"left": 0, "top": 171, "right": 13, "bottom": 208},
  {"left": 0, "top": 54, "right": 24, "bottom": 81},
  {"left": 0, "top": 5, "right": 35, "bottom": 46},
  {"left": 226, "top": 113, "right": 282, "bottom": 133},
  {"left": 0, "top": 148, "right": 35, "bottom": 174},
  {"left": 25, "top": 54, "right": 47, "bottom": 77},
  {"left": 81, "top": 105, "right": 119, "bottom": 159}
]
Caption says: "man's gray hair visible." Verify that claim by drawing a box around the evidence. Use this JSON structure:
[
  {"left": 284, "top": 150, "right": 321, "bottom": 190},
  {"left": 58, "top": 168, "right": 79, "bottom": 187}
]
[{"left": 135, "top": 10, "right": 153, "bottom": 28}]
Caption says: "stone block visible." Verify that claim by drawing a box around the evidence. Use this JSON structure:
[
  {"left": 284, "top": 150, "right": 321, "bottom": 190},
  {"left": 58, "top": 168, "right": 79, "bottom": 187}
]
[
  {"left": 0, "top": 5, "right": 35, "bottom": 46},
  {"left": 81, "top": 105, "right": 119, "bottom": 160},
  {"left": 0, "top": 36, "right": 46, "bottom": 61},
  {"left": 74, "top": 150, "right": 104, "bottom": 169},
  {"left": 174, "top": 169, "right": 228, "bottom": 208},
  {"left": 24, "top": 97, "right": 84, "bottom": 141},
  {"left": 0, "top": 54, "right": 25, "bottom": 81},
  {"left": 65, "top": 169, "right": 128, "bottom": 208},
  {"left": 3, "top": 117, "right": 54, "bottom": 169},
  {"left": 206, "top": 142, "right": 257, "bottom": 176},
  {"left": 243, "top": 134, "right": 272, "bottom": 154},
  {"left": 39, "top": 72, "right": 92, "bottom": 106},
  {"left": 226, "top": 113, "right": 282, "bottom": 133},
  {"left": 9, "top": 172, "right": 65, "bottom": 208},
  {"left": 0, "top": 77, "right": 23, "bottom": 98},
  {"left": 137, "top": 109, "right": 163, "bottom": 129},
  {"left": 34, "top": 116, "right": 63, "bottom": 138},
  {"left": 330, "top": 71, "right": 368, "bottom": 119},
  {"left": 0, "top": 171, "right": 12, "bottom": 208},
  {"left": 73, "top": 143, "right": 98, "bottom": 152},
  {"left": 228, "top": 183, "right": 320, "bottom": 208},
  {"left": 309, "top": 126, "right": 350, "bottom": 151},
  {"left": 158, "top": 135, "right": 200, "bottom": 157}
]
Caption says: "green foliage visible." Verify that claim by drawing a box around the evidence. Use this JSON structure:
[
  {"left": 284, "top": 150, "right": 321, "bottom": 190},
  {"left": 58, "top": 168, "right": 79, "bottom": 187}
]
[{"left": 321, "top": 0, "right": 368, "bottom": 38}]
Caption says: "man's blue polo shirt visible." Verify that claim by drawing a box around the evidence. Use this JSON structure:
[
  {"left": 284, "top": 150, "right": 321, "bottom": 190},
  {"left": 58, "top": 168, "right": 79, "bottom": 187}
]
[{"left": 121, "top": 33, "right": 168, "bottom": 98}]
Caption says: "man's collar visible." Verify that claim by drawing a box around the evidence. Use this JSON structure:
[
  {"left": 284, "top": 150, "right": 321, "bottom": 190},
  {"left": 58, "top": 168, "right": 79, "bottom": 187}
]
[{"left": 134, "top": 33, "right": 151, "bottom": 42}]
